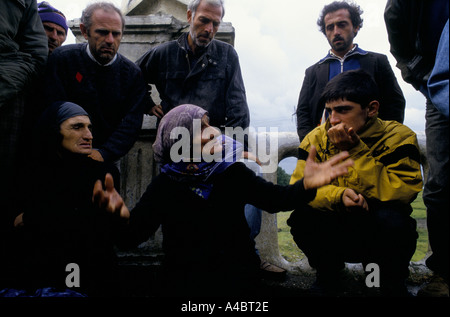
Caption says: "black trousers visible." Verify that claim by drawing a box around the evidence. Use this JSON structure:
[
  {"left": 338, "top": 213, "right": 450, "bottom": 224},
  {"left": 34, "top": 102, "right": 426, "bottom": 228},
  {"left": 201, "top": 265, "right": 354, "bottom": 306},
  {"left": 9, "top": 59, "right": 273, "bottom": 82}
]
[{"left": 287, "top": 202, "right": 418, "bottom": 286}]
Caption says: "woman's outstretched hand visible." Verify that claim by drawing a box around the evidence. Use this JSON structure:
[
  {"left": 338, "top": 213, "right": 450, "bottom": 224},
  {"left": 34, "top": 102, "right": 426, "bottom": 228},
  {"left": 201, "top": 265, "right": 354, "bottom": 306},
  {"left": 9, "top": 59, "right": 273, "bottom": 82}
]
[
  {"left": 93, "top": 173, "right": 130, "bottom": 220},
  {"left": 303, "top": 146, "right": 354, "bottom": 190}
]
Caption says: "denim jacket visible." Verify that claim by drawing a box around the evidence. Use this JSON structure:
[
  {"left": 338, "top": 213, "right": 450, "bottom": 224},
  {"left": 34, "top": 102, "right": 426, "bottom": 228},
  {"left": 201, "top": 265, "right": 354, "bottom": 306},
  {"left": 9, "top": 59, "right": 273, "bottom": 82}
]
[{"left": 137, "top": 33, "right": 250, "bottom": 131}]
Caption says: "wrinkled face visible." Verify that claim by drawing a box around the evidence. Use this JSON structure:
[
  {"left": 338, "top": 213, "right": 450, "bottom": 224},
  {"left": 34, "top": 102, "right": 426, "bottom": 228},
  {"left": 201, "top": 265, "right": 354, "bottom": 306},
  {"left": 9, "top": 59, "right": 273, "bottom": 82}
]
[
  {"left": 43, "top": 22, "right": 67, "bottom": 54},
  {"left": 324, "top": 8, "right": 359, "bottom": 57},
  {"left": 187, "top": 1, "right": 222, "bottom": 52},
  {"left": 60, "top": 115, "right": 93, "bottom": 155},
  {"left": 81, "top": 9, "right": 122, "bottom": 65},
  {"left": 325, "top": 98, "right": 371, "bottom": 134}
]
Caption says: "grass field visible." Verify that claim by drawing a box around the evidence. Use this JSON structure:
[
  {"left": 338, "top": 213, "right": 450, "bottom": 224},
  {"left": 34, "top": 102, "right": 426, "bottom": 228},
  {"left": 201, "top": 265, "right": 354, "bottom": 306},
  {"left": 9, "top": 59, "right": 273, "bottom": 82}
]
[{"left": 277, "top": 192, "right": 428, "bottom": 263}]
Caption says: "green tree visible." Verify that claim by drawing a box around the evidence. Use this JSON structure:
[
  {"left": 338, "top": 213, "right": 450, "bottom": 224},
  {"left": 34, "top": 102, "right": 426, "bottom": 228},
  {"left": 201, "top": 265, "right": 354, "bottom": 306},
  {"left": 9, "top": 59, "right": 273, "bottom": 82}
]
[{"left": 277, "top": 166, "right": 291, "bottom": 186}]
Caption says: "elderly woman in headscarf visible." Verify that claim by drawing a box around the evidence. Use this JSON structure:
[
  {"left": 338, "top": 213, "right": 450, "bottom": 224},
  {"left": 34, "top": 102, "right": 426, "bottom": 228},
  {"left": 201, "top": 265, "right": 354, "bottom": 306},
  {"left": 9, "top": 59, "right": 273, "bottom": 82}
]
[
  {"left": 7, "top": 101, "right": 128, "bottom": 297},
  {"left": 95, "top": 104, "right": 353, "bottom": 297}
]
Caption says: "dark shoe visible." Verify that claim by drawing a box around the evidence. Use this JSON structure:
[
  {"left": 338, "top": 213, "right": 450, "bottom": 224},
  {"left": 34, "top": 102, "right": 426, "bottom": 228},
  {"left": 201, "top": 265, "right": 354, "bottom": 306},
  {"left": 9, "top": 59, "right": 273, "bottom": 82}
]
[
  {"left": 309, "top": 280, "right": 342, "bottom": 297},
  {"left": 417, "top": 275, "right": 449, "bottom": 297},
  {"left": 381, "top": 284, "right": 413, "bottom": 297},
  {"left": 379, "top": 278, "right": 413, "bottom": 297},
  {"left": 310, "top": 269, "right": 346, "bottom": 297},
  {"left": 260, "top": 260, "right": 287, "bottom": 281}
]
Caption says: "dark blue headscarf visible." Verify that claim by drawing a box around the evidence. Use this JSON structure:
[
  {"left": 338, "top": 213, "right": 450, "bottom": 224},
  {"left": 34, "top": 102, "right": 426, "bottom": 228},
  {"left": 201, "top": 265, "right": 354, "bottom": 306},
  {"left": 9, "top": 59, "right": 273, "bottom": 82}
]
[
  {"left": 38, "top": 101, "right": 89, "bottom": 133},
  {"left": 32, "top": 101, "right": 90, "bottom": 159}
]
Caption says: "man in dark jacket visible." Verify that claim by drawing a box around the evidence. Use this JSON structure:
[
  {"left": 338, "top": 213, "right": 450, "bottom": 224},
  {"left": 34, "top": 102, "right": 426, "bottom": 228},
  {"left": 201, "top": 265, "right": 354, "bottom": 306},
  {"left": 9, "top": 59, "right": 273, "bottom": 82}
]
[
  {"left": 385, "top": 0, "right": 449, "bottom": 297},
  {"left": 295, "top": 1, "right": 405, "bottom": 142},
  {"left": 136, "top": 0, "right": 249, "bottom": 133},
  {"left": 0, "top": 0, "right": 48, "bottom": 267},
  {"left": 44, "top": 2, "right": 147, "bottom": 164}
]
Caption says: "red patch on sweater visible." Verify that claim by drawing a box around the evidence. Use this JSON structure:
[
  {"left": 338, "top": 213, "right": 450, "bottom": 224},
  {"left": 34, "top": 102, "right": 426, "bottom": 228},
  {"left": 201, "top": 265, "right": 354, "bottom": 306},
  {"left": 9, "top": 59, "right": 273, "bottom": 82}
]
[{"left": 76, "top": 72, "right": 83, "bottom": 83}]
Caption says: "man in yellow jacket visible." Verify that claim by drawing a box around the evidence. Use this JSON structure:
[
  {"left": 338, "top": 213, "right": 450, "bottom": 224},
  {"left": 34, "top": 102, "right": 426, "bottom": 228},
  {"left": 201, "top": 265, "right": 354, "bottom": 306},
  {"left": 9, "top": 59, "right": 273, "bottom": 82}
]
[{"left": 288, "top": 69, "right": 423, "bottom": 297}]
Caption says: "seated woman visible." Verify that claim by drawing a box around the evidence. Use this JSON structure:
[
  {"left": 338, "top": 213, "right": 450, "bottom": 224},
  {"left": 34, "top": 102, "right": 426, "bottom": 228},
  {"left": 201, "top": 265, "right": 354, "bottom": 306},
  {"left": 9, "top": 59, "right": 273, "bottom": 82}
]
[
  {"left": 6, "top": 101, "right": 128, "bottom": 297},
  {"left": 94, "top": 104, "right": 353, "bottom": 297}
]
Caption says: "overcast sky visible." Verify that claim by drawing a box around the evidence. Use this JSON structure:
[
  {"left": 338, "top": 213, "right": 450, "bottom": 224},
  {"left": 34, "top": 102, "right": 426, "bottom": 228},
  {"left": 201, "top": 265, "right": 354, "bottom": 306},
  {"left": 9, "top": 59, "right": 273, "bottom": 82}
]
[{"left": 48, "top": 0, "right": 427, "bottom": 134}]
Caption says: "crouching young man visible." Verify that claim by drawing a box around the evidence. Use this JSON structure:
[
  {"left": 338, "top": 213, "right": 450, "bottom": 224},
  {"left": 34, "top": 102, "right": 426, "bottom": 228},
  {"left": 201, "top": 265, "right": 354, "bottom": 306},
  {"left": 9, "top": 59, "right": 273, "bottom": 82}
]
[{"left": 288, "top": 69, "right": 423, "bottom": 296}]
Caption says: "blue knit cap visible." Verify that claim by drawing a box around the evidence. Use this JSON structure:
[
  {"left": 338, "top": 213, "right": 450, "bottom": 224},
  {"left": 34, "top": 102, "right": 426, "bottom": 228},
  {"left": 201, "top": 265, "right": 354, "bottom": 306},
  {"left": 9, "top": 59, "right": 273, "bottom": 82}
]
[{"left": 38, "top": 1, "right": 68, "bottom": 34}]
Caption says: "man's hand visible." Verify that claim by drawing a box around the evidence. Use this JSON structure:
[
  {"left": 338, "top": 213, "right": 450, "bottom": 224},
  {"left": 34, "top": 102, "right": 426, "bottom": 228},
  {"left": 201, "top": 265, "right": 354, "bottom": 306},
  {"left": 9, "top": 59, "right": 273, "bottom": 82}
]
[
  {"left": 93, "top": 173, "right": 130, "bottom": 219},
  {"left": 88, "top": 149, "right": 104, "bottom": 162},
  {"left": 14, "top": 213, "right": 24, "bottom": 228},
  {"left": 342, "top": 188, "right": 369, "bottom": 212},
  {"left": 243, "top": 151, "right": 262, "bottom": 166},
  {"left": 150, "top": 104, "right": 165, "bottom": 118},
  {"left": 303, "top": 146, "right": 354, "bottom": 190},
  {"left": 327, "top": 123, "right": 360, "bottom": 151}
]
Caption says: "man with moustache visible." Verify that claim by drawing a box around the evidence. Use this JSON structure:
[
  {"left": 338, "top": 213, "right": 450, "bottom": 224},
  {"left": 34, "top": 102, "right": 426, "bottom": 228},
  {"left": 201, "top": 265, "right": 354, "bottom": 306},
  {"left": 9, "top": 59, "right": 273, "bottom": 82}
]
[
  {"left": 136, "top": 0, "right": 249, "bottom": 133},
  {"left": 38, "top": 1, "right": 68, "bottom": 54},
  {"left": 44, "top": 2, "right": 147, "bottom": 165},
  {"left": 295, "top": 1, "right": 406, "bottom": 142}
]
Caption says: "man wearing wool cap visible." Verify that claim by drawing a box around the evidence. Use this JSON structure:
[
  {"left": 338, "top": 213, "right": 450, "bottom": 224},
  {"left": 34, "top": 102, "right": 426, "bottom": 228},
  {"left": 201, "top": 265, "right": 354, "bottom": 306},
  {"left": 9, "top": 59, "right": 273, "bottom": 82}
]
[{"left": 38, "top": 1, "right": 68, "bottom": 54}]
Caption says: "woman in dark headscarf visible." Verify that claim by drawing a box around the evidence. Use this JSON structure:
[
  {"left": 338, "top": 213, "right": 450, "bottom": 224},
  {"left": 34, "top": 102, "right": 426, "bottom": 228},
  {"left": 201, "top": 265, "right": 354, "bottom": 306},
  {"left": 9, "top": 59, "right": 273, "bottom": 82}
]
[
  {"left": 105, "top": 104, "right": 353, "bottom": 297},
  {"left": 7, "top": 101, "right": 128, "bottom": 297}
]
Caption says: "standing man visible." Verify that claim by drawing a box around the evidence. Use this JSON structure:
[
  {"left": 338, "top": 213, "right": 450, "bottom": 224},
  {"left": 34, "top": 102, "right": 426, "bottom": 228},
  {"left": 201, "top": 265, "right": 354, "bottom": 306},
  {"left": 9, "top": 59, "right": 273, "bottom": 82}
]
[
  {"left": 44, "top": 2, "right": 147, "bottom": 164},
  {"left": 385, "top": 0, "right": 449, "bottom": 297},
  {"left": 0, "top": 0, "right": 48, "bottom": 288},
  {"left": 37, "top": 1, "right": 68, "bottom": 54},
  {"left": 0, "top": 0, "right": 48, "bottom": 200},
  {"left": 296, "top": 1, "right": 405, "bottom": 142},
  {"left": 136, "top": 0, "right": 249, "bottom": 134}
]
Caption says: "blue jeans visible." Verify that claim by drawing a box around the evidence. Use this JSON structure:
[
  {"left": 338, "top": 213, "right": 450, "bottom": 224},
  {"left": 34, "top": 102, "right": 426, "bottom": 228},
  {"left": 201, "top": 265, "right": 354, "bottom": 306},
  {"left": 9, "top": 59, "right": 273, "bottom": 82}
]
[
  {"left": 243, "top": 160, "right": 263, "bottom": 256},
  {"left": 423, "top": 99, "right": 449, "bottom": 280},
  {"left": 245, "top": 204, "right": 262, "bottom": 242}
]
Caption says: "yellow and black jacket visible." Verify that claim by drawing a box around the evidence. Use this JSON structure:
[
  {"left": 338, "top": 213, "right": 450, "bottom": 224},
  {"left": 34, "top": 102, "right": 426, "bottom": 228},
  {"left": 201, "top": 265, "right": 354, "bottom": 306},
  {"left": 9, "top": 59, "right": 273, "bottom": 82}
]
[{"left": 290, "top": 117, "right": 423, "bottom": 212}]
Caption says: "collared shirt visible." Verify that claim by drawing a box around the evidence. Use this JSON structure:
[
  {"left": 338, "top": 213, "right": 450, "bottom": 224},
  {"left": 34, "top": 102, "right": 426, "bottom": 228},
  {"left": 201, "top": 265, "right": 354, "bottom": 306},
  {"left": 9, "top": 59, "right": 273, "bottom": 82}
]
[{"left": 86, "top": 44, "right": 117, "bottom": 66}]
